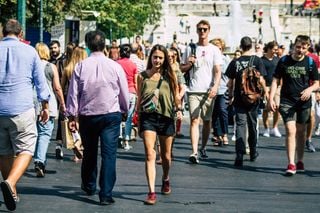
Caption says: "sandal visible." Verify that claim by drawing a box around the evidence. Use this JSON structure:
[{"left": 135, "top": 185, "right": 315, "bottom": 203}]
[
  {"left": 223, "top": 135, "right": 229, "bottom": 145},
  {"left": 213, "top": 140, "right": 222, "bottom": 146},
  {"left": 1, "top": 181, "right": 17, "bottom": 211}
]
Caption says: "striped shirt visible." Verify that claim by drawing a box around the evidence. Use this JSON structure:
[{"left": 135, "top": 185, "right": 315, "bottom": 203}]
[{"left": 130, "top": 54, "right": 146, "bottom": 73}]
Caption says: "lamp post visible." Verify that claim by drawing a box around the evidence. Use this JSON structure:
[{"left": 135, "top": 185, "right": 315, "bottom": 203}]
[
  {"left": 39, "top": 0, "right": 43, "bottom": 42},
  {"left": 17, "top": 0, "right": 26, "bottom": 34}
]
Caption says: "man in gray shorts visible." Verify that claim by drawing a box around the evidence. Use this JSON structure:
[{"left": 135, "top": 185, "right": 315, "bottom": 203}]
[
  {"left": 0, "top": 19, "right": 50, "bottom": 211},
  {"left": 181, "top": 20, "right": 222, "bottom": 163},
  {"left": 269, "top": 35, "right": 319, "bottom": 176}
]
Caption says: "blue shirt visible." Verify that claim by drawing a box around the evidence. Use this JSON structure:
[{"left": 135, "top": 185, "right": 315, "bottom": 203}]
[{"left": 0, "top": 36, "right": 50, "bottom": 116}]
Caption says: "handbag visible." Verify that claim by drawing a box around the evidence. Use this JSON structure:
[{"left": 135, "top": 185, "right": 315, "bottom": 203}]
[
  {"left": 61, "top": 118, "right": 74, "bottom": 149},
  {"left": 141, "top": 78, "right": 163, "bottom": 113},
  {"left": 61, "top": 117, "right": 84, "bottom": 158}
]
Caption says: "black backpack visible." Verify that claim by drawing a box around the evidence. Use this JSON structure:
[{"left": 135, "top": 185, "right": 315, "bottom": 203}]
[{"left": 240, "top": 56, "right": 263, "bottom": 107}]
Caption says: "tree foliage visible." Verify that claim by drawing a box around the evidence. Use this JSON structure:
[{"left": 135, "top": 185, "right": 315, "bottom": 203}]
[
  {"left": 0, "top": 0, "right": 162, "bottom": 38},
  {"left": 79, "top": 0, "right": 162, "bottom": 39}
]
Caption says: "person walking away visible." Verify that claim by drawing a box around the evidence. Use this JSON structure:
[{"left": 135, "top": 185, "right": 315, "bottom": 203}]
[
  {"left": 33, "top": 42, "right": 66, "bottom": 177},
  {"left": 226, "top": 36, "right": 267, "bottom": 167},
  {"left": 268, "top": 35, "right": 319, "bottom": 176},
  {"left": 136, "top": 44, "right": 182, "bottom": 205},
  {"left": 261, "top": 41, "right": 281, "bottom": 138},
  {"left": 117, "top": 44, "right": 138, "bottom": 151},
  {"left": 180, "top": 20, "right": 222, "bottom": 163},
  {"left": 66, "top": 30, "right": 129, "bottom": 205},
  {"left": 61, "top": 46, "right": 88, "bottom": 161},
  {"left": 0, "top": 19, "right": 50, "bottom": 211}
]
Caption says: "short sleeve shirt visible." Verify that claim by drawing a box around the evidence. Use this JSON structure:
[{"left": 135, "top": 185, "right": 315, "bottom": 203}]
[
  {"left": 274, "top": 55, "right": 319, "bottom": 108},
  {"left": 225, "top": 55, "right": 267, "bottom": 108},
  {"left": 182, "top": 43, "right": 222, "bottom": 92}
]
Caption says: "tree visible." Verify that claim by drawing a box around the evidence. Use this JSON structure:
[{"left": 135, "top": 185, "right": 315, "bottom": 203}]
[
  {"left": 0, "top": 0, "right": 162, "bottom": 39},
  {"left": 79, "top": 0, "right": 162, "bottom": 40}
]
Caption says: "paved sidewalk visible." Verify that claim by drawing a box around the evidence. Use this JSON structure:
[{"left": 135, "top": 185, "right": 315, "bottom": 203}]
[{"left": 1, "top": 119, "right": 320, "bottom": 212}]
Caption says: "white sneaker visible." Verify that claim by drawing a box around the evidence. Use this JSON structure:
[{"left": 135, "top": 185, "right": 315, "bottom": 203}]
[
  {"left": 263, "top": 129, "right": 270, "bottom": 137},
  {"left": 231, "top": 134, "right": 236, "bottom": 141},
  {"left": 315, "top": 124, "right": 320, "bottom": 136},
  {"left": 123, "top": 144, "right": 132, "bottom": 151},
  {"left": 246, "top": 146, "right": 250, "bottom": 155},
  {"left": 270, "top": 128, "right": 282, "bottom": 138}
]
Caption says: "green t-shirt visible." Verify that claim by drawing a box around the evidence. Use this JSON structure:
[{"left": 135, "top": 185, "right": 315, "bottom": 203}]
[{"left": 139, "top": 71, "right": 174, "bottom": 118}]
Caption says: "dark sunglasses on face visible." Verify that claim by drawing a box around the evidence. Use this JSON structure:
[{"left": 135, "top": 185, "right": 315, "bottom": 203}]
[{"left": 197, "top": 27, "right": 208, "bottom": 32}]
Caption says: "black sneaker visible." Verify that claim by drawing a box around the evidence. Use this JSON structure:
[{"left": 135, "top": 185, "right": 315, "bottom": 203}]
[
  {"left": 234, "top": 154, "right": 243, "bottom": 167},
  {"left": 250, "top": 152, "right": 259, "bottom": 162},
  {"left": 34, "top": 161, "right": 45, "bottom": 177},
  {"left": 306, "top": 140, "right": 316, "bottom": 152},
  {"left": 199, "top": 149, "right": 208, "bottom": 159},
  {"left": 55, "top": 145, "right": 64, "bottom": 159}
]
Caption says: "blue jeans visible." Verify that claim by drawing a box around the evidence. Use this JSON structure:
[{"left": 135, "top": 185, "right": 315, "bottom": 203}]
[
  {"left": 211, "top": 95, "right": 229, "bottom": 137},
  {"left": 124, "top": 93, "right": 136, "bottom": 141},
  {"left": 34, "top": 117, "right": 55, "bottom": 164},
  {"left": 79, "top": 112, "right": 121, "bottom": 200}
]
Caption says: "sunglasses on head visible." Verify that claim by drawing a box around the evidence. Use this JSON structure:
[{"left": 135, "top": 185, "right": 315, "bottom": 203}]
[{"left": 197, "top": 27, "right": 208, "bottom": 32}]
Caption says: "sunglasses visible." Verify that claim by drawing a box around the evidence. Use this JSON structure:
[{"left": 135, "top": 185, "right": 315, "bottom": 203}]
[{"left": 197, "top": 27, "right": 208, "bottom": 32}]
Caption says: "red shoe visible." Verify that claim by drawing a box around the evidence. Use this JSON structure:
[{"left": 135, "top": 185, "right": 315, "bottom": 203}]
[
  {"left": 285, "top": 164, "right": 296, "bottom": 176},
  {"left": 296, "top": 161, "right": 305, "bottom": 173},
  {"left": 161, "top": 179, "right": 171, "bottom": 195},
  {"left": 144, "top": 192, "right": 156, "bottom": 205}
]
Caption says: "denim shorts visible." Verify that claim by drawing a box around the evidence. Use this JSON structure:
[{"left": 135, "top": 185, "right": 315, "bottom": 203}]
[
  {"left": 139, "top": 112, "right": 175, "bottom": 136},
  {"left": 0, "top": 108, "right": 37, "bottom": 155},
  {"left": 279, "top": 104, "right": 311, "bottom": 124}
]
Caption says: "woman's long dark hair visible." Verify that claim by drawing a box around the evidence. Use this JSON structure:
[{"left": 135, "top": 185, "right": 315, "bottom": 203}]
[{"left": 146, "top": 44, "right": 178, "bottom": 102}]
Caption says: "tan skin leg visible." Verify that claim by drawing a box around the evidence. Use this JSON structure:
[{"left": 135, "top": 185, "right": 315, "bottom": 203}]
[
  {"left": 142, "top": 130, "right": 157, "bottom": 193},
  {"left": 190, "top": 117, "right": 200, "bottom": 154},
  {"left": 200, "top": 120, "right": 211, "bottom": 150},
  {"left": 296, "top": 123, "right": 306, "bottom": 162},
  {"left": 159, "top": 135, "right": 174, "bottom": 180},
  {"left": 306, "top": 111, "right": 315, "bottom": 140},
  {"left": 273, "top": 110, "right": 281, "bottom": 129},
  {"left": 262, "top": 109, "right": 269, "bottom": 129},
  {"left": 0, "top": 153, "right": 32, "bottom": 195},
  {"left": 0, "top": 155, "right": 14, "bottom": 180},
  {"left": 285, "top": 121, "right": 296, "bottom": 165}
]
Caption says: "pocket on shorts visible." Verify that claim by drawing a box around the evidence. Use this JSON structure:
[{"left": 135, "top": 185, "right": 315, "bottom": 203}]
[{"left": 12, "top": 109, "right": 36, "bottom": 132}]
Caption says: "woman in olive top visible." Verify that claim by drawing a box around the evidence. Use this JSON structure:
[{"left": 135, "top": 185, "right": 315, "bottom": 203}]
[{"left": 136, "top": 44, "right": 182, "bottom": 205}]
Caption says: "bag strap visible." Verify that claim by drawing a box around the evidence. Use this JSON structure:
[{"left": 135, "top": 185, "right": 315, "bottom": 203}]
[
  {"left": 249, "top": 55, "right": 255, "bottom": 68},
  {"left": 156, "top": 77, "right": 163, "bottom": 89}
]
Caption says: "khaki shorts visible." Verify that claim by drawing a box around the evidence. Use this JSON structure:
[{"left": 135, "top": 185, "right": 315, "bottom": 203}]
[
  {"left": 187, "top": 92, "right": 215, "bottom": 121},
  {"left": 0, "top": 108, "right": 37, "bottom": 156}
]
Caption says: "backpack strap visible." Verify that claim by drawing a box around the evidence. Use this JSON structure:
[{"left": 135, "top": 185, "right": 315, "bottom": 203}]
[
  {"left": 248, "top": 55, "right": 255, "bottom": 68},
  {"left": 308, "top": 56, "right": 314, "bottom": 73}
]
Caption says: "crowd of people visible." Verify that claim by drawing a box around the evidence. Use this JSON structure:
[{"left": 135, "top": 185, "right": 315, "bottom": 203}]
[{"left": 0, "top": 18, "right": 320, "bottom": 211}]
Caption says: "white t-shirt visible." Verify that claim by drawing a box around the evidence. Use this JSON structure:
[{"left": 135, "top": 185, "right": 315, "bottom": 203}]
[{"left": 183, "top": 43, "right": 222, "bottom": 92}]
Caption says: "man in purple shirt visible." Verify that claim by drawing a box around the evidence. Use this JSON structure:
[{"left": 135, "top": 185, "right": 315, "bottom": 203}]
[{"left": 66, "top": 30, "right": 129, "bottom": 205}]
